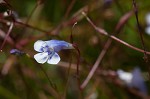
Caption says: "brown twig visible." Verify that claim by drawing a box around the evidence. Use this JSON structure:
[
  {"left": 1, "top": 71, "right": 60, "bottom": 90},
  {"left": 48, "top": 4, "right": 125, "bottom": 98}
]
[
  {"left": 132, "top": 0, "right": 148, "bottom": 62},
  {"left": 71, "top": 22, "right": 82, "bottom": 96},
  {"left": 50, "top": 0, "right": 76, "bottom": 35},
  {"left": 0, "top": 22, "right": 14, "bottom": 51},
  {"left": 15, "top": 21, "right": 49, "bottom": 34},
  {"left": 132, "top": 0, "right": 150, "bottom": 80},
  {"left": 80, "top": 12, "right": 150, "bottom": 89},
  {"left": 0, "top": 0, "right": 103, "bottom": 47},
  {"left": 81, "top": 12, "right": 150, "bottom": 55},
  {"left": 63, "top": 54, "right": 72, "bottom": 99},
  {"left": 64, "top": 0, "right": 76, "bottom": 19}
]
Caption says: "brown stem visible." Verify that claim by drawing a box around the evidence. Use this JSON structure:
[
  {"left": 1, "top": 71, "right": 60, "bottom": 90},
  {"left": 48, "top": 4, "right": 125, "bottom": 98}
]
[
  {"left": 81, "top": 12, "right": 150, "bottom": 89},
  {"left": 132, "top": 0, "right": 148, "bottom": 62},
  {"left": 0, "top": 22, "right": 14, "bottom": 51},
  {"left": 82, "top": 12, "right": 150, "bottom": 55},
  {"left": 64, "top": 0, "right": 76, "bottom": 19},
  {"left": 15, "top": 21, "right": 49, "bottom": 34}
]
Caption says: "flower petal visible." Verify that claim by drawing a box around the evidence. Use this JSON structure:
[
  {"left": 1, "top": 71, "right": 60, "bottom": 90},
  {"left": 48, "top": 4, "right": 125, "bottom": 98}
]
[
  {"left": 47, "top": 52, "right": 60, "bottom": 64},
  {"left": 34, "top": 52, "right": 48, "bottom": 64},
  {"left": 131, "top": 67, "right": 147, "bottom": 95},
  {"left": 34, "top": 40, "right": 47, "bottom": 52},
  {"left": 45, "top": 40, "right": 74, "bottom": 52}
]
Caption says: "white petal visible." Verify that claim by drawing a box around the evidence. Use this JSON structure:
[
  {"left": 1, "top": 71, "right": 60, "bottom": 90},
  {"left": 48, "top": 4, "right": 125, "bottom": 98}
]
[
  {"left": 34, "top": 40, "right": 47, "bottom": 52},
  {"left": 145, "top": 27, "right": 150, "bottom": 35},
  {"left": 117, "top": 70, "right": 133, "bottom": 84},
  {"left": 146, "top": 13, "right": 150, "bottom": 24},
  {"left": 47, "top": 52, "right": 60, "bottom": 64},
  {"left": 34, "top": 52, "right": 48, "bottom": 64}
]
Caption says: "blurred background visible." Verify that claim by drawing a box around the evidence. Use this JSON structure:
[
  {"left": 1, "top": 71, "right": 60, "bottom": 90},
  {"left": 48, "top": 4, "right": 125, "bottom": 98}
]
[{"left": 0, "top": 0, "right": 150, "bottom": 99}]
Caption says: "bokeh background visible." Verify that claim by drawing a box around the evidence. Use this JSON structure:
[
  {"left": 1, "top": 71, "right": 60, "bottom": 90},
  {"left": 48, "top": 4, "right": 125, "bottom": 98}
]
[{"left": 0, "top": 0, "right": 150, "bottom": 99}]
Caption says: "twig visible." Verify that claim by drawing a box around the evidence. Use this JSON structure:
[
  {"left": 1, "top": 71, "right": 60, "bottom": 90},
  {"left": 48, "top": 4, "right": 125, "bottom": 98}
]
[
  {"left": 63, "top": 54, "right": 72, "bottom": 99},
  {"left": 71, "top": 22, "right": 82, "bottom": 96},
  {"left": 50, "top": 0, "right": 76, "bottom": 35},
  {"left": 64, "top": 0, "right": 76, "bottom": 19},
  {"left": 70, "top": 22, "right": 77, "bottom": 43},
  {"left": 132, "top": 0, "right": 148, "bottom": 62},
  {"left": 15, "top": 21, "right": 49, "bottom": 34},
  {"left": 26, "top": 1, "right": 41, "bottom": 24},
  {"left": 81, "top": 12, "right": 150, "bottom": 55},
  {"left": 38, "top": 65, "right": 55, "bottom": 88},
  {"left": 37, "top": 65, "right": 60, "bottom": 98},
  {"left": 15, "top": 1, "right": 43, "bottom": 39},
  {"left": 0, "top": 22, "right": 14, "bottom": 51},
  {"left": 132, "top": 0, "right": 150, "bottom": 80},
  {"left": 0, "top": 0, "right": 103, "bottom": 41},
  {"left": 81, "top": 12, "right": 150, "bottom": 89},
  {"left": 0, "top": 19, "right": 49, "bottom": 34},
  {"left": 81, "top": 44, "right": 107, "bottom": 89}
]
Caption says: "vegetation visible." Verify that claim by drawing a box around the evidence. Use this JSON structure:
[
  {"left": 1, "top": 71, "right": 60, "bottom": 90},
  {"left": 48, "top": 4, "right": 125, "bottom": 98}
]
[{"left": 0, "top": 0, "right": 150, "bottom": 98}]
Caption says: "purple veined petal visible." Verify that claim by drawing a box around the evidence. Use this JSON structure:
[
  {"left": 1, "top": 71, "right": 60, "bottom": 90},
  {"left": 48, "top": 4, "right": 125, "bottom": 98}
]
[
  {"left": 34, "top": 40, "right": 48, "bottom": 52},
  {"left": 34, "top": 52, "right": 49, "bottom": 64},
  {"left": 45, "top": 40, "right": 74, "bottom": 52},
  {"left": 47, "top": 52, "right": 60, "bottom": 64}
]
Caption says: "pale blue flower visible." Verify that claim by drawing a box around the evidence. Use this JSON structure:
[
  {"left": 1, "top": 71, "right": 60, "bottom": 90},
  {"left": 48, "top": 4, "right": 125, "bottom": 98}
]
[
  {"left": 34, "top": 40, "right": 74, "bottom": 64},
  {"left": 117, "top": 67, "right": 147, "bottom": 95}
]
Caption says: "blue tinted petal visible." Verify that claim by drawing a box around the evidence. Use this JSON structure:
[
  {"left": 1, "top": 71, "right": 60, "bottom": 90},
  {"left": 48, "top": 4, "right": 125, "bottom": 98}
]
[
  {"left": 34, "top": 52, "right": 48, "bottom": 64},
  {"left": 10, "top": 49, "right": 25, "bottom": 55},
  {"left": 34, "top": 40, "right": 47, "bottom": 52},
  {"left": 45, "top": 40, "right": 74, "bottom": 52},
  {"left": 47, "top": 52, "right": 60, "bottom": 64},
  {"left": 131, "top": 67, "right": 147, "bottom": 95}
]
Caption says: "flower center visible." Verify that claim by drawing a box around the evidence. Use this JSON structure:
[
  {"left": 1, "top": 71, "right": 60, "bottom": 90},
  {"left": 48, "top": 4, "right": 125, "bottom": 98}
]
[
  {"left": 48, "top": 48, "right": 54, "bottom": 55},
  {"left": 42, "top": 46, "right": 54, "bottom": 55},
  {"left": 42, "top": 45, "right": 49, "bottom": 52}
]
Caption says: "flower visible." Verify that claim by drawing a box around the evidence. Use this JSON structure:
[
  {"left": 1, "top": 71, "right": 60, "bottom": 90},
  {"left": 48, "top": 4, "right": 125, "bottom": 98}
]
[
  {"left": 117, "top": 69, "right": 133, "bottom": 84},
  {"left": 10, "top": 49, "right": 25, "bottom": 55},
  {"left": 34, "top": 40, "right": 74, "bottom": 64},
  {"left": 117, "top": 67, "right": 147, "bottom": 95}
]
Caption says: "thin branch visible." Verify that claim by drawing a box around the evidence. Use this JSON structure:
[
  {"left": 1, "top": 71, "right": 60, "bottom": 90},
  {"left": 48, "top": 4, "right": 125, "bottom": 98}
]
[
  {"left": 37, "top": 65, "right": 60, "bottom": 98},
  {"left": 0, "top": 22, "right": 14, "bottom": 51},
  {"left": 81, "top": 44, "right": 108, "bottom": 89},
  {"left": 0, "top": 0, "right": 103, "bottom": 42},
  {"left": 132, "top": 0, "right": 150, "bottom": 80},
  {"left": 64, "top": 0, "right": 76, "bottom": 19},
  {"left": 81, "top": 12, "right": 150, "bottom": 89},
  {"left": 63, "top": 54, "right": 72, "bottom": 99},
  {"left": 15, "top": 21, "right": 49, "bottom": 34},
  {"left": 132, "top": 0, "right": 148, "bottom": 62},
  {"left": 81, "top": 12, "right": 150, "bottom": 55},
  {"left": 0, "top": 19, "right": 49, "bottom": 34},
  {"left": 25, "top": 1, "right": 40, "bottom": 24},
  {"left": 50, "top": 0, "right": 76, "bottom": 35},
  {"left": 70, "top": 22, "right": 77, "bottom": 43}
]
